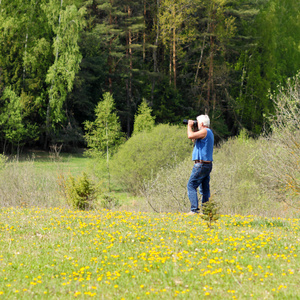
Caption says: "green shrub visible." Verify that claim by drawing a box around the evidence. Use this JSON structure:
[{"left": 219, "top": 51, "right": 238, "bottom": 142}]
[
  {"left": 61, "top": 172, "right": 96, "bottom": 210},
  {"left": 99, "top": 193, "right": 120, "bottom": 210},
  {"left": 110, "top": 124, "right": 192, "bottom": 194}
]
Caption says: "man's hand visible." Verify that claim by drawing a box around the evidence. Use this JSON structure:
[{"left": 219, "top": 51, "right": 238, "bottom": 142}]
[
  {"left": 187, "top": 120, "right": 207, "bottom": 140},
  {"left": 188, "top": 120, "right": 195, "bottom": 127}
]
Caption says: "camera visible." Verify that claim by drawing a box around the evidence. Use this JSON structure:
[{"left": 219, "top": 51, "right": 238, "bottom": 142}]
[{"left": 183, "top": 119, "right": 198, "bottom": 130}]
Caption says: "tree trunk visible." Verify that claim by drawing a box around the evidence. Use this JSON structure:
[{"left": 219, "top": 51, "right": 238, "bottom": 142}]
[
  {"left": 126, "top": 6, "right": 133, "bottom": 137},
  {"left": 207, "top": 6, "right": 215, "bottom": 115},
  {"left": 106, "top": 121, "right": 111, "bottom": 192},
  {"left": 207, "top": 36, "right": 214, "bottom": 114},
  {"left": 17, "top": 141, "right": 20, "bottom": 161},
  {"left": 129, "top": 9, "right": 133, "bottom": 102},
  {"left": 45, "top": 0, "right": 63, "bottom": 149},
  {"left": 151, "top": 0, "right": 160, "bottom": 105},
  {"left": 3, "top": 139, "right": 7, "bottom": 155},
  {"left": 169, "top": 42, "right": 172, "bottom": 85},
  {"left": 143, "top": 0, "right": 146, "bottom": 61},
  {"left": 172, "top": 8, "right": 176, "bottom": 89},
  {"left": 108, "top": 1, "right": 113, "bottom": 93},
  {"left": 195, "top": 22, "right": 209, "bottom": 83}
]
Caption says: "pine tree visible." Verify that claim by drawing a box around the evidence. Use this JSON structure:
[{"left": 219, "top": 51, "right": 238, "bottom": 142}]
[{"left": 159, "top": 0, "right": 197, "bottom": 88}]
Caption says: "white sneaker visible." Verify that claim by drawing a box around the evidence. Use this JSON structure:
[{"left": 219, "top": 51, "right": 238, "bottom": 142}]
[{"left": 186, "top": 211, "right": 196, "bottom": 215}]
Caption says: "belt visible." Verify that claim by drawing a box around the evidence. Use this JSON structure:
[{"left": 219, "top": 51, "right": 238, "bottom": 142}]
[{"left": 194, "top": 160, "right": 212, "bottom": 164}]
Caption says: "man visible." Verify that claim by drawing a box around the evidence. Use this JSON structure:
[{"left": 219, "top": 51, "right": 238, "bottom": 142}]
[{"left": 186, "top": 114, "right": 214, "bottom": 215}]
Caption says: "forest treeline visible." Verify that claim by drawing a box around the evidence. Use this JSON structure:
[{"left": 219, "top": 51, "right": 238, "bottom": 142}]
[{"left": 0, "top": 0, "right": 300, "bottom": 153}]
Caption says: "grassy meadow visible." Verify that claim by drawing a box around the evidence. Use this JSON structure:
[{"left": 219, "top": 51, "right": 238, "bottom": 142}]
[
  {"left": 0, "top": 207, "right": 299, "bottom": 299},
  {"left": 0, "top": 114, "right": 299, "bottom": 299}
]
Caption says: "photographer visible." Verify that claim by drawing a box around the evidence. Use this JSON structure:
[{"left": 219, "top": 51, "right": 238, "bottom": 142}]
[{"left": 186, "top": 115, "right": 214, "bottom": 215}]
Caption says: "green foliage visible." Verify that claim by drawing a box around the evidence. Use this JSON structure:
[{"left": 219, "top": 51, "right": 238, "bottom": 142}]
[
  {"left": 61, "top": 172, "right": 96, "bottom": 210},
  {"left": 201, "top": 198, "right": 220, "bottom": 228},
  {"left": 111, "top": 124, "right": 192, "bottom": 194},
  {"left": 84, "top": 93, "right": 125, "bottom": 192},
  {"left": 84, "top": 92, "right": 125, "bottom": 157},
  {"left": 0, "top": 0, "right": 52, "bottom": 151},
  {"left": 132, "top": 99, "right": 155, "bottom": 135},
  {"left": 237, "top": 128, "right": 249, "bottom": 144},
  {"left": 0, "top": 87, "right": 39, "bottom": 154},
  {"left": 1, "top": 0, "right": 300, "bottom": 150},
  {"left": 0, "top": 88, "right": 24, "bottom": 143},
  {"left": 233, "top": 48, "right": 273, "bottom": 135},
  {"left": 159, "top": 0, "right": 197, "bottom": 48},
  {"left": 232, "top": 0, "right": 300, "bottom": 134},
  {"left": 43, "top": 1, "right": 86, "bottom": 125}
]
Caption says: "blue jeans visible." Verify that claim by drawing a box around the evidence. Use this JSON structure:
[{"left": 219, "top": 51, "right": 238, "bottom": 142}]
[{"left": 187, "top": 163, "right": 212, "bottom": 212}]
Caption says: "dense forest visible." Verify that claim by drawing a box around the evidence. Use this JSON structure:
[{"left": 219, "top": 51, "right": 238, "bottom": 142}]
[{"left": 0, "top": 0, "right": 300, "bottom": 153}]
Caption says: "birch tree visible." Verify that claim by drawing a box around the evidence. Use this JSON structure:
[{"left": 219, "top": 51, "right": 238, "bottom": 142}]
[{"left": 42, "top": 0, "right": 86, "bottom": 144}]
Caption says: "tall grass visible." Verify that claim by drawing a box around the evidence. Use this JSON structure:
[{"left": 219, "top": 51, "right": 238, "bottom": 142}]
[
  {"left": 142, "top": 133, "right": 298, "bottom": 218},
  {"left": 0, "top": 133, "right": 298, "bottom": 218},
  {"left": 0, "top": 154, "right": 90, "bottom": 208},
  {"left": 211, "top": 134, "right": 272, "bottom": 216},
  {"left": 260, "top": 74, "right": 300, "bottom": 207},
  {"left": 0, "top": 159, "right": 61, "bottom": 207}
]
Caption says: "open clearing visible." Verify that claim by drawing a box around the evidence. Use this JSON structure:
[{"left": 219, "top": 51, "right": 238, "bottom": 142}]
[{"left": 0, "top": 207, "right": 299, "bottom": 299}]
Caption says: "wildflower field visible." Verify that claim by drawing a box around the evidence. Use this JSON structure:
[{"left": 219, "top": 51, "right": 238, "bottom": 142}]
[{"left": 0, "top": 207, "right": 299, "bottom": 299}]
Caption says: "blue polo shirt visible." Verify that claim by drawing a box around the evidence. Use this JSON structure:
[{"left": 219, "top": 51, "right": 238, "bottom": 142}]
[{"left": 192, "top": 128, "right": 214, "bottom": 161}]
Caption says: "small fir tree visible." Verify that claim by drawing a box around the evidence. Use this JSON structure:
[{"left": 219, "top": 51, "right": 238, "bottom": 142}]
[
  {"left": 61, "top": 172, "right": 96, "bottom": 210},
  {"left": 201, "top": 198, "right": 220, "bottom": 228},
  {"left": 132, "top": 99, "right": 155, "bottom": 135},
  {"left": 84, "top": 92, "right": 124, "bottom": 156},
  {"left": 84, "top": 92, "right": 125, "bottom": 190}
]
